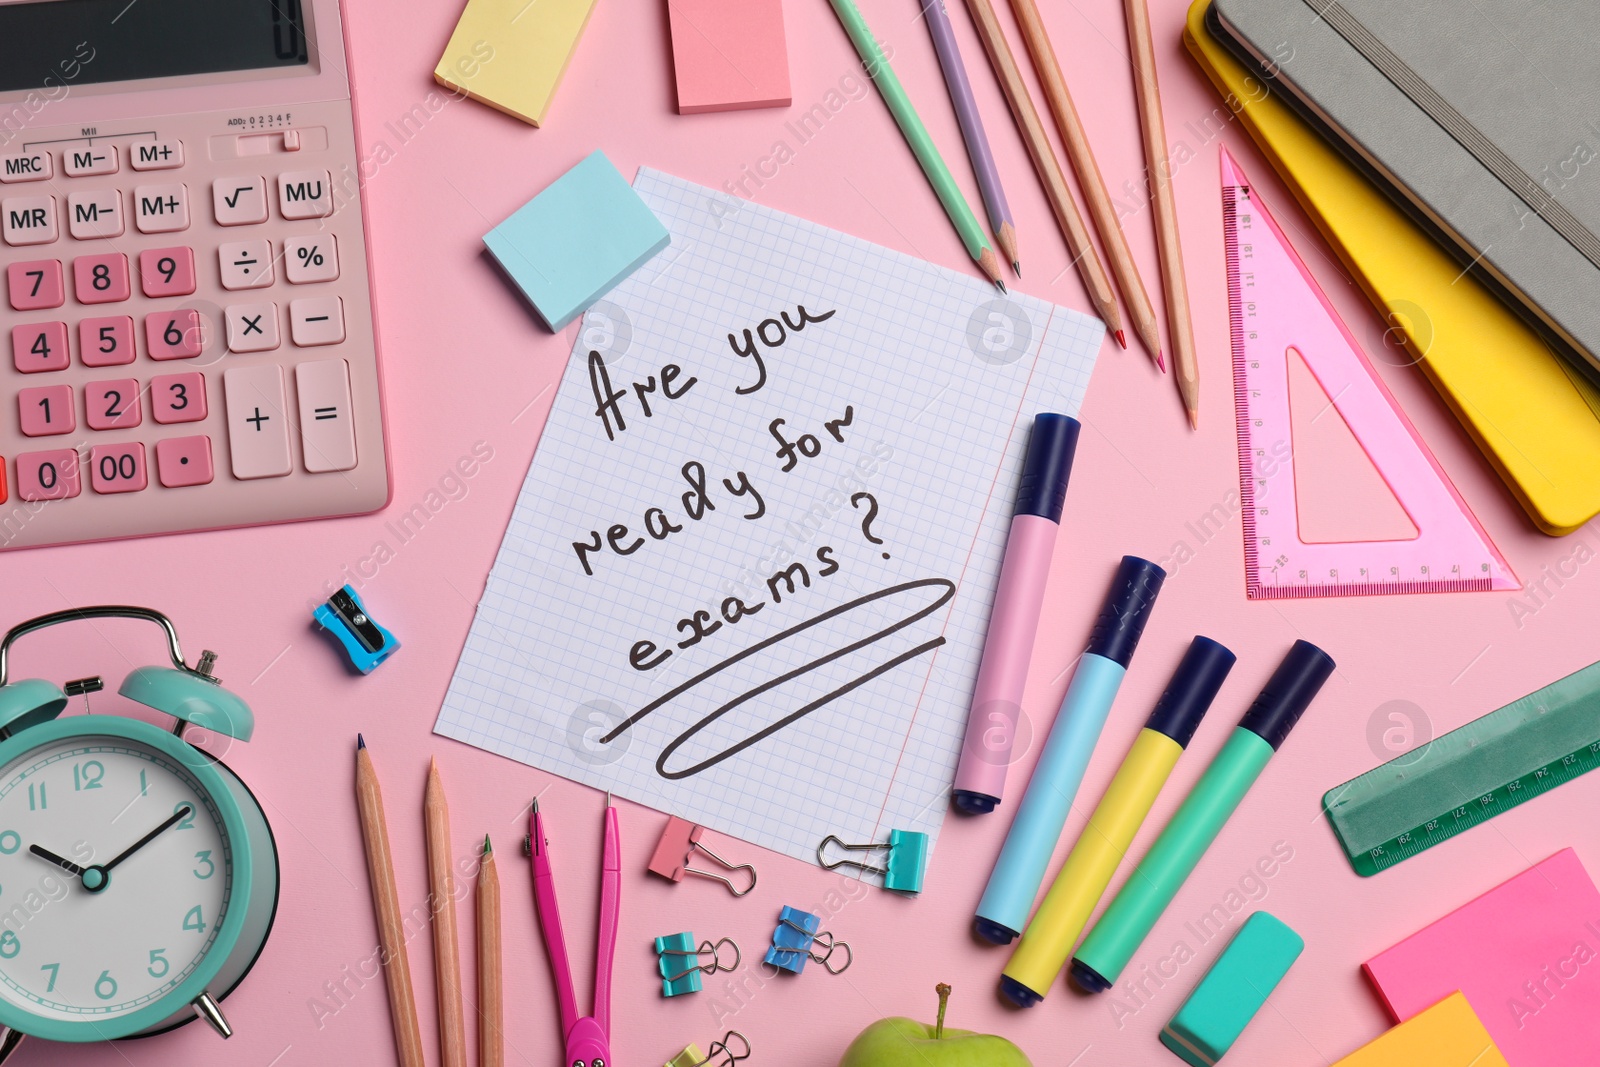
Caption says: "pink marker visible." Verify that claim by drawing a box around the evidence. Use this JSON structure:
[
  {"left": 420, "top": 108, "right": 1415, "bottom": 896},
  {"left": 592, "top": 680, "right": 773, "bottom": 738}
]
[
  {"left": 953, "top": 413, "right": 1080, "bottom": 813},
  {"left": 528, "top": 795, "right": 619, "bottom": 1065}
]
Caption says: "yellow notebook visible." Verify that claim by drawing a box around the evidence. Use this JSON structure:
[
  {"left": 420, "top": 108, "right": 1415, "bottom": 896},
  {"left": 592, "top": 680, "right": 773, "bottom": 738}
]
[
  {"left": 434, "top": 0, "right": 599, "bottom": 127},
  {"left": 1333, "top": 992, "right": 1506, "bottom": 1067},
  {"left": 1185, "top": 1, "right": 1600, "bottom": 535}
]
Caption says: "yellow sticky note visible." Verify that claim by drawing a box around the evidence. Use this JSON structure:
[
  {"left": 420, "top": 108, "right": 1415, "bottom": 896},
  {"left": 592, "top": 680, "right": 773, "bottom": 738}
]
[
  {"left": 434, "top": 0, "right": 599, "bottom": 127},
  {"left": 1333, "top": 992, "right": 1507, "bottom": 1066}
]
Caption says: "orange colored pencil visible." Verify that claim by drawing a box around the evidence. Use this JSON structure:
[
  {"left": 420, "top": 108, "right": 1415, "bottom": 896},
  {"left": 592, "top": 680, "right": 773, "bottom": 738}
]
[
  {"left": 1125, "top": 0, "right": 1199, "bottom": 426},
  {"left": 426, "top": 759, "right": 468, "bottom": 1067},
  {"left": 1005, "top": 0, "right": 1163, "bottom": 366},
  {"left": 355, "top": 736, "right": 426, "bottom": 1067},
  {"left": 477, "top": 836, "right": 502, "bottom": 1067}
]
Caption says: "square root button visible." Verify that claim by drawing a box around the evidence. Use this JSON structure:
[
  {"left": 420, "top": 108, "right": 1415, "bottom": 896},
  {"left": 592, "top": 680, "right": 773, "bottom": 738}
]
[{"left": 223, "top": 365, "right": 291, "bottom": 479}]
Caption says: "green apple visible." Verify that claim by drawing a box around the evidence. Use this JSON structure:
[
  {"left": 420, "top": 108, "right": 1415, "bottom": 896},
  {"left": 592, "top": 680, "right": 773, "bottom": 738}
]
[{"left": 839, "top": 984, "right": 1032, "bottom": 1067}]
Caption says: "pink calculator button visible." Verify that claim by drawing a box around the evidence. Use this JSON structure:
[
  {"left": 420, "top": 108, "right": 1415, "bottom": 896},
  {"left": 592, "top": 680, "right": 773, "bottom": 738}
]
[
  {"left": 130, "top": 140, "right": 182, "bottom": 171},
  {"left": 156, "top": 436, "right": 213, "bottom": 487},
  {"left": 12, "top": 322, "right": 69, "bottom": 373},
  {"left": 139, "top": 247, "right": 196, "bottom": 297},
  {"left": 15, "top": 449, "right": 79, "bottom": 501},
  {"left": 80, "top": 316, "right": 135, "bottom": 367},
  {"left": 89, "top": 442, "right": 146, "bottom": 494},
  {"left": 150, "top": 372, "right": 206, "bottom": 424},
  {"left": 18, "top": 385, "right": 74, "bottom": 436},
  {"left": 63, "top": 144, "right": 116, "bottom": 177},
  {"left": 1, "top": 195, "right": 56, "bottom": 245},
  {"left": 84, "top": 379, "right": 141, "bottom": 430},
  {"left": 7, "top": 260, "right": 63, "bottom": 310},
  {"left": 145, "top": 309, "right": 205, "bottom": 360},
  {"left": 73, "top": 253, "right": 130, "bottom": 304},
  {"left": 133, "top": 184, "right": 188, "bottom": 234}
]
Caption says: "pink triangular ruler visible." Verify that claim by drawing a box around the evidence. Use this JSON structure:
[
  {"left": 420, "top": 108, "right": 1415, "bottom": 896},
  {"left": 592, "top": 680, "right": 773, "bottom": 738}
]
[{"left": 1220, "top": 148, "right": 1517, "bottom": 598}]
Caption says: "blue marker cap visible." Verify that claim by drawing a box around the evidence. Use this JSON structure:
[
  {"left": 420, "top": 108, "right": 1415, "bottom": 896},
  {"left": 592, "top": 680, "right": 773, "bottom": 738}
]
[
  {"left": 1238, "top": 640, "right": 1335, "bottom": 750},
  {"left": 1085, "top": 556, "right": 1166, "bottom": 668},
  {"left": 1013, "top": 414, "right": 1080, "bottom": 522},
  {"left": 1144, "top": 637, "right": 1236, "bottom": 748}
]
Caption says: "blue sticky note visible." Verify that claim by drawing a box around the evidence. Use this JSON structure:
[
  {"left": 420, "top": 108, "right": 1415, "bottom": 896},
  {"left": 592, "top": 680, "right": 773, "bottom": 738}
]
[{"left": 484, "top": 150, "right": 670, "bottom": 331}]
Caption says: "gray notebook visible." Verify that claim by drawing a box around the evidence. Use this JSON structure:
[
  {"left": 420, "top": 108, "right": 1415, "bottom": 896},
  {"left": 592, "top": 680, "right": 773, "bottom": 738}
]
[{"left": 1210, "top": 0, "right": 1600, "bottom": 380}]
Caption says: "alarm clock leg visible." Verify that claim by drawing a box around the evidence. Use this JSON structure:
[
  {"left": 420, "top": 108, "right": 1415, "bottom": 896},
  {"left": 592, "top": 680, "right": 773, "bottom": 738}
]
[
  {"left": 193, "top": 992, "right": 232, "bottom": 1038},
  {"left": 0, "top": 1026, "right": 24, "bottom": 1064}
]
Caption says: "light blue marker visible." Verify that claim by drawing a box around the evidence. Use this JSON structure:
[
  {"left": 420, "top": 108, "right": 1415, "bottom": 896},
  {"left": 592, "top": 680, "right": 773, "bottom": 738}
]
[{"left": 974, "top": 556, "right": 1166, "bottom": 944}]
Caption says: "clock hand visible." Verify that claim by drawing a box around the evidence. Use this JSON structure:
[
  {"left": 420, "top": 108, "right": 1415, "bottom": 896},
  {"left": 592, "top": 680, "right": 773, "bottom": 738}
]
[
  {"left": 28, "top": 845, "right": 85, "bottom": 876},
  {"left": 101, "top": 805, "right": 193, "bottom": 873}
]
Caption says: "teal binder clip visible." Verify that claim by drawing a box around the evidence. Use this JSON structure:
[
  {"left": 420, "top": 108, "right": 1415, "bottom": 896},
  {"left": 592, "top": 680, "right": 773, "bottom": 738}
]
[
  {"left": 817, "top": 830, "right": 929, "bottom": 894},
  {"left": 654, "top": 933, "right": 740, "bottom": 997},
  {"left": 762, "top": 906, "right": 852, "bottom": 975}
]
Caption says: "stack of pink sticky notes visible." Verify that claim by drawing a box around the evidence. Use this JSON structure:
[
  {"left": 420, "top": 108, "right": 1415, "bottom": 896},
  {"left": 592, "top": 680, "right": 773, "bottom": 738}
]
[
  {"left": 666, "top": 0, "right": 791, "bottom": 113},
  {"left": 1362, "top": 848, "right": 1600, "bottom": 1065}
]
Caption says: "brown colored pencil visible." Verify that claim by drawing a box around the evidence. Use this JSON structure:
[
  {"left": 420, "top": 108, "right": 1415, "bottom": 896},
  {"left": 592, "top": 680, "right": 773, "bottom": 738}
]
[
  {"left": 426, "top": 759, "right": 468, "bottom": 1067},
  {"left": 1006, "top": 0, "right": 1163, "bottom": 366},
  {"left": 1125, "top": 0, "right": 1199, "bottom": 427},
  {"left": 477, "top": 835, "right": 503, "bottom": 1067},
  {"left": 961, "top": 0, "right": 1125, "bottom": 346},
  {"left": 355, "top": 736, "right": 426, "bottom": 1067}
]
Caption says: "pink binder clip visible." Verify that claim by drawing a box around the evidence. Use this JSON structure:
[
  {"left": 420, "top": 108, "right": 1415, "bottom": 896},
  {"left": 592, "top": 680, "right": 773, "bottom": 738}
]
[{"left": 648, "top": 817, "right": 757, "bottom": 897}]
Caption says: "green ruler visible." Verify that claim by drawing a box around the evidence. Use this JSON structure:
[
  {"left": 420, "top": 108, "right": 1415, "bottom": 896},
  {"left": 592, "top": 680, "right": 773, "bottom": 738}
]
[{"left": 1325, "top": 659, "right": 1600, "bottom": 876}]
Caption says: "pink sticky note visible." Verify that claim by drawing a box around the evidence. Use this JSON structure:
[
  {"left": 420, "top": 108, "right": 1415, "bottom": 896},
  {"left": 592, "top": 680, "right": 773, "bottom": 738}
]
[
  {"left": 666, "top": 0, "right": 791, "bottom": 114},
  {"left": 1363, "top": 848, "right": 1600, "bottom": 1065}
]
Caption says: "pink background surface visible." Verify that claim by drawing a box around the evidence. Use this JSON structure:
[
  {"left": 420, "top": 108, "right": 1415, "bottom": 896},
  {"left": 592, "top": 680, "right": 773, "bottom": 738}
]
[{"left": 11, "top": 0, "right": 1600, "bottom": 1065}]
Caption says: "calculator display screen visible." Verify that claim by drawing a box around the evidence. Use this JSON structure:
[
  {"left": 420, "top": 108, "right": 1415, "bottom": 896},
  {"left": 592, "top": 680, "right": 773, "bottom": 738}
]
[{"left": 0, "top": 0, "right": 309, "bottom": 94}]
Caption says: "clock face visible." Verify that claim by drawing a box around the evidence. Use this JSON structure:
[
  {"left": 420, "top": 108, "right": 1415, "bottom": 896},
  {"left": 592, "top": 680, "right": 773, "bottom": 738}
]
[{"left": 0, "top": 734, "right": 232, "bottom": 1022}]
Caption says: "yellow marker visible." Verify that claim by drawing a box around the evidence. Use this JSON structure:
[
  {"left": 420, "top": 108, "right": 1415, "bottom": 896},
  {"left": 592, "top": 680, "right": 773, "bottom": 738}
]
[
  {"left": 1001, "top": 637, "right": 1235, "bottom": 1007},
  {"left": 434, "top": 0, "right": 599, "bottom": 127}
]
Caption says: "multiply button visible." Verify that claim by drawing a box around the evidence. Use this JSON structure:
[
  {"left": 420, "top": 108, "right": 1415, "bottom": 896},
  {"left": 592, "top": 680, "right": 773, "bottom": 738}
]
[
  {"left": 212, "top": 177, "right": 268, "bottom": 225},
  {"left": 63, "top": 144, "right": 117, "bottom": 177},
  {"left": 134, "top": 184, "right": 188, "bottom": 234},
  {"left": 0, "top": 151, "right": 52, "bottom": 183},
  {"left": 2, "top": 196, "right": 56, "bottom": 245},
  {"left": 277, "top": 170, "right": 332, "bottom": 219},
  {"left": 130, "top": 140, "right": 183, "bottom": 171},
  {"left": 219, "top": 239, "right": 273, "bottom": 290},
  {"left": 225, "top": 302, "right": 280, "bottom": 353},
  {"left": 67, "top": 190, "right": 123, "bottom": 239},
  {"left": 224, "top": 364, "right": 291, "bottom": 478}
]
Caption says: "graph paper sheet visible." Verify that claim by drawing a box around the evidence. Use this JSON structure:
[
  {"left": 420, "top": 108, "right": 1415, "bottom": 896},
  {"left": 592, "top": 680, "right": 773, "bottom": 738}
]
[{"left": 436, "top": 169, "right": 1103, "bottom": 869}]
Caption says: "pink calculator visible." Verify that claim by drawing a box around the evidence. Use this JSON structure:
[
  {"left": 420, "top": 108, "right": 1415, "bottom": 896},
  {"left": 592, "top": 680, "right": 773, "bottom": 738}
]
[{"left": 0, "top": 0, "right": 389, "bottom": 550}]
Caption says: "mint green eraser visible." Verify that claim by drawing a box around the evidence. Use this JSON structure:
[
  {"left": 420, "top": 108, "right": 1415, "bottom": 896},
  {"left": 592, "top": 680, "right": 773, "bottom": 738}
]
[
  {"left": 1160, "top": 911, "right": 1303, "bottom": 1066},
  {"left": 484, "top": 150, "right": 670, "bottom": 332}
]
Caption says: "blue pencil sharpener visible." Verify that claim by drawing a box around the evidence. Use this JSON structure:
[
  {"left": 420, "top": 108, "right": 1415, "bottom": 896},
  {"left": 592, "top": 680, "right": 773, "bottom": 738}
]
[{"left": 314, "top": 586, "right": 400, "bottom": 674}]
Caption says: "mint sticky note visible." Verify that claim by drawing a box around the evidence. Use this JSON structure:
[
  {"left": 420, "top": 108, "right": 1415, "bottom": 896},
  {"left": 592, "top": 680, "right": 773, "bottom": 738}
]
[
  {"left": 1161, "top": 911, "right": 1303, "bottom": 1066},
  {"left": 484, "top": 151, "right": 670, "bottom": 331}
]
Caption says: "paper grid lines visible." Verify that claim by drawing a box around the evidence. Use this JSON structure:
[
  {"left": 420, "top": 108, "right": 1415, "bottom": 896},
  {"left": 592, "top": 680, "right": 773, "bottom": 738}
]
[{"left": 436, "top": 170, "right": 1103, "bottom": 873}]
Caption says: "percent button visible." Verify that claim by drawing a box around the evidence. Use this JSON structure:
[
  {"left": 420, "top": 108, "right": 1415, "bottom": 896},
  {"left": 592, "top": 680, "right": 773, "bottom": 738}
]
[{"left": 284, "top": 233, "right": 339, "bottom": 284}]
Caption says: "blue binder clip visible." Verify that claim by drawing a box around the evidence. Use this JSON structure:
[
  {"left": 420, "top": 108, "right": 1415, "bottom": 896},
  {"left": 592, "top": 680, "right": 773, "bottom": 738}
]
[
  {"left": 817, "top": 830, "right": 929, "bottom": 894},
  {"left": 314, "top": 586, "right": 400, "bottom": 673},
  {"left": 762, "top": 906, "right": 851, "bottom": 975},
  {"left": 654, "top": 933, "right": 740, "bottom": 997}
]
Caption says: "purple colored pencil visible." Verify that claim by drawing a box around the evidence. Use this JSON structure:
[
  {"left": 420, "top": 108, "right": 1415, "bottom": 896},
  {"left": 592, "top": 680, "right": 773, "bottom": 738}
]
[{"left": 921, "top": 0, "right": 1019, "bottom": 275}]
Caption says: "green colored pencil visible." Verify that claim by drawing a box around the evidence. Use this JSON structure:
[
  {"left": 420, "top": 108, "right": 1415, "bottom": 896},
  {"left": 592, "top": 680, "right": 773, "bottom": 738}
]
[{"left": 827, "top": 0, "right": 1005, "bottom": 291}]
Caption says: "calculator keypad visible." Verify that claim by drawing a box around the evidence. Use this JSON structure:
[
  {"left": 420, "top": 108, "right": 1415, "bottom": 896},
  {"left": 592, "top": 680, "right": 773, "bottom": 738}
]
[{"left": 0, "top": 104, "right": 387, "bottom": 549}]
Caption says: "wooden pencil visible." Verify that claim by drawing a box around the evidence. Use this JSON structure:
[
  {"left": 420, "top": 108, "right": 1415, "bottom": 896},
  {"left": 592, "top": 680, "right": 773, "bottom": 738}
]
[
  {"left": 355, "top": 736, "right": 426, "bottom": 1067},
  {"left": 960, "top": 0, "right": 1124, "bottom": 344},
  {"left": 426, "top": 759, "right": 468, "bottom": 1067},
  {"left": 1125, "top": 0, "right": 1199, "bottom": 427},
  {"left": 477, "top": 835, "right": 503, "bottom": 1067},
  {"left": 1006, "top": 0, "right": 1163, "bottom": 365}
]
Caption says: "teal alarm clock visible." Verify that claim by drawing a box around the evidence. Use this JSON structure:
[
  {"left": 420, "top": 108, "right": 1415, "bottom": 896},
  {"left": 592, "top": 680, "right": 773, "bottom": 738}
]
[{"left": 0, "top": 607, "right": 278, "bottom": 1062}]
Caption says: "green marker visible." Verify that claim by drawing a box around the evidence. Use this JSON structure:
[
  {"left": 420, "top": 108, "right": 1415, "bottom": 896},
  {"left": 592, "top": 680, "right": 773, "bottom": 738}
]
[
  {"left": 825, "top": 0, "right": 1006, "bottom": 291},
  {"left": 1070, "top": 640, "right": 1333, "bottom": 993}
]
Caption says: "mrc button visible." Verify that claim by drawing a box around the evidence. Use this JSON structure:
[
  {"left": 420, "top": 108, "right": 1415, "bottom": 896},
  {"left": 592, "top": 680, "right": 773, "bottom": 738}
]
[{"left": 0, "top": 151, "right": 52, "bottom": 183}]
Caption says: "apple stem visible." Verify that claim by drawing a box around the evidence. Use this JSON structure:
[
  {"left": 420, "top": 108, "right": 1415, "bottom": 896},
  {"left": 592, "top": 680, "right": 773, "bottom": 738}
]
[{"left": 935, "top": 983, "right": 951, "bottom": 1040}]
